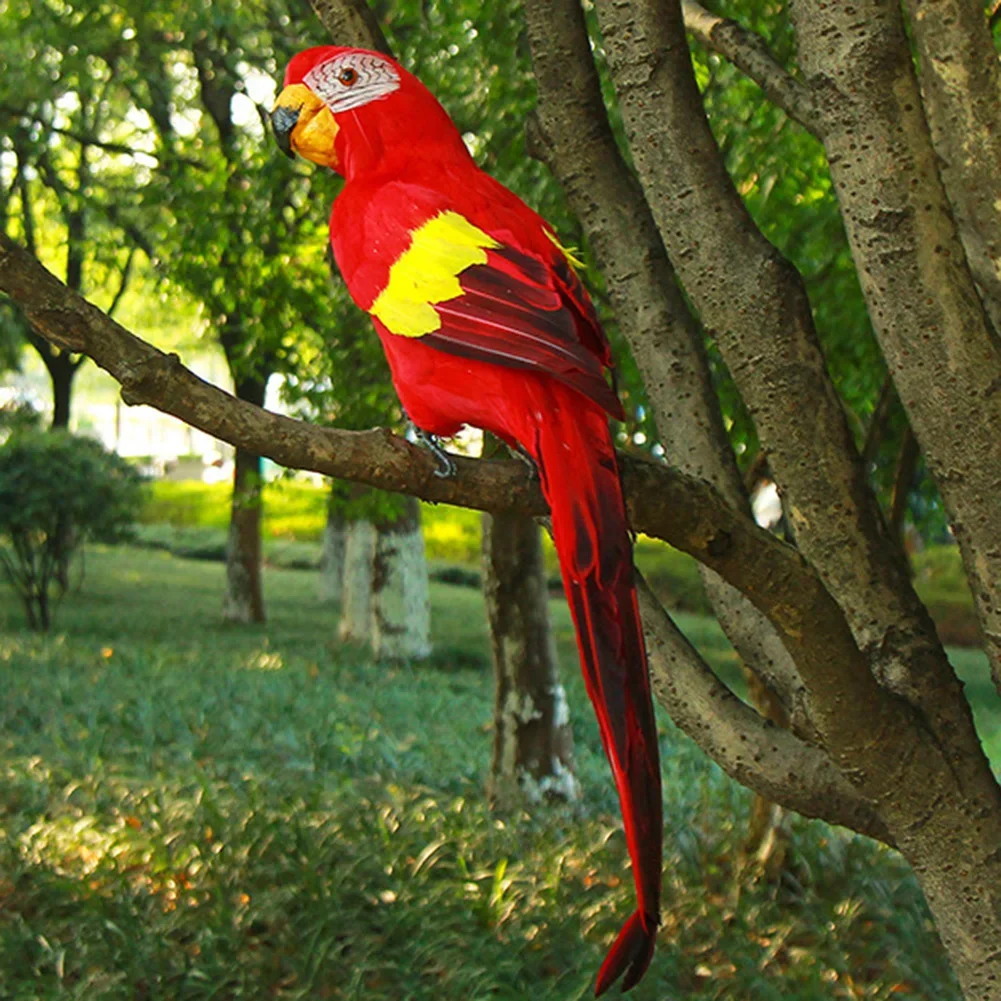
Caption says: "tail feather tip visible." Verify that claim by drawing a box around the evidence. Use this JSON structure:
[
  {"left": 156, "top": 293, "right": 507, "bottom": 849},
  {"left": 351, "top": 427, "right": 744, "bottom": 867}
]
[{"left": 594, "top": 910, "right": 658, "bottom": 996}]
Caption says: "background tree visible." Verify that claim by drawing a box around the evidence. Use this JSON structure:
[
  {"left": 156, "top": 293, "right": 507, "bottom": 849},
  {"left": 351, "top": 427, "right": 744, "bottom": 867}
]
[
  {"left": 119, "top": 1, "right": 331, "bottom": 623},
  {"left": 0, "top": 0, "right": 141, "bottom": 427},
  {"left": 484, "top": 506, "right": 580, "bottom": 809}
]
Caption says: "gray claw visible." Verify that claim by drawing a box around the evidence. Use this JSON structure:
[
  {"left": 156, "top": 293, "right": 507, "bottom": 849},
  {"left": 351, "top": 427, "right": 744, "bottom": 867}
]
[
  {"left": 408, "top": 422, "right": 458, "bottom": 479},
  {"left": 511, "top": 443, "right": 538, "bottom": 483}
]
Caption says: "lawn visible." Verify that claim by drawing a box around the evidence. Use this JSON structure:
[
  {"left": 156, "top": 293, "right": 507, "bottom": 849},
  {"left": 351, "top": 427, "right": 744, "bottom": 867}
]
[{"left": 0, "top": 546, "right": 966, "bottom": 999}]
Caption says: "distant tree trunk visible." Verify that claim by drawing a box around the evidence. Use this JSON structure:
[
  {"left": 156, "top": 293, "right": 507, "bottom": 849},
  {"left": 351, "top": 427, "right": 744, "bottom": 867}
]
[
  {"left": 222, "top": 374, "right": 267, "bottom": 624},
  {"left": 339, "top": 518, "right": 377, "bottom": 645},
  {"left": 371, "top": 495, "right": 431, "bottom": 660},
  {"left": 318, "top": 480, "right": 348, "bottom": 604},
  {"left": 484, "top": 508, "right": 579, "bottom": 808},
  {"left": 43, "top": 349, "right": 83, "bottom": 593},
  {"left": 740, "top": 672, "right": 789, "bottom": 879},
  {"left": 47, "top": 351, "right": 79, "bottom": 430}
]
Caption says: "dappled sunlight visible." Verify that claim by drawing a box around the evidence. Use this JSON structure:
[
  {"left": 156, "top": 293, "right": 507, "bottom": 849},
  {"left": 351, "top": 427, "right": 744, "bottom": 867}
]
[
  {"left": 244, "top": 648, "right": 286, "bottom": 672},
  {"left": 0, "top": 546, "right": 962, "bottom": 999}
]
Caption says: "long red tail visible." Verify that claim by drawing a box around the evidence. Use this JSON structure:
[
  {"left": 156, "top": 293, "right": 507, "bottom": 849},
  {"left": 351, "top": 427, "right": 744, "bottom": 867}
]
[{"left": 521, "top": 385, "right": 663, "bottom": 995}]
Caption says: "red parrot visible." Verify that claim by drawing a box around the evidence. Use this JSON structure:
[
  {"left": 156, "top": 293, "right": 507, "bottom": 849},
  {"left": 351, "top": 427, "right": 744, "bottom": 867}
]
[{"left": 272, "top": 46, "right": 662, "bottom": 994}]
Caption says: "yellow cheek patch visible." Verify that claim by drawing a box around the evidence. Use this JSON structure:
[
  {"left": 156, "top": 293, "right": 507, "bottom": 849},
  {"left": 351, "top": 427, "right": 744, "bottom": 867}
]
[{"left": 370, "top": 211, "right": 500, "bottom": 337}]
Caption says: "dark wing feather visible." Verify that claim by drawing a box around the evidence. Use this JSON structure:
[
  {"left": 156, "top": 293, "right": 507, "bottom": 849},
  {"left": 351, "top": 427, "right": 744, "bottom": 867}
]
[{"left": 424, "top": 245, "right": 624, "bottom": 419}]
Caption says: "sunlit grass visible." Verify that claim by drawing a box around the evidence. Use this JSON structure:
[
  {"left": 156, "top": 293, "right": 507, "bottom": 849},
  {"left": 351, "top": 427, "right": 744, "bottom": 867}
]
[{"left": 0, "top": 546, "right": 961, "bottom": 999}]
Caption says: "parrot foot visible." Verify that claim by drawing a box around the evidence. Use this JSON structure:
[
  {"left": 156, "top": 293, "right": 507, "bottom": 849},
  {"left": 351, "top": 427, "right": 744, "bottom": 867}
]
[
  {"left": 509, "top": 442, "right": 538, "bottom": 483},
  {"left": 408, "top": 423, "right": 457, "bottom": 479}
]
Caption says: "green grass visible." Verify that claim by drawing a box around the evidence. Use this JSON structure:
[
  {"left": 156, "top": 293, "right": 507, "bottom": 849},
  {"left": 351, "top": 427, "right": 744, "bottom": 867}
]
[
  {"left": 142, "top": 480, "right": 988, "bottom": 636},
  {"left": 0, "top": 546, "right": 962, "bottom": 999},
  {"left": 140, "top": 480, "right": 711, "bottom": 612},
  {"left": 949, "top": 647, "right": 1001, "bottom": 770},
  {"left": 141, "top": 480, "right": 485, "bottom": 563}
]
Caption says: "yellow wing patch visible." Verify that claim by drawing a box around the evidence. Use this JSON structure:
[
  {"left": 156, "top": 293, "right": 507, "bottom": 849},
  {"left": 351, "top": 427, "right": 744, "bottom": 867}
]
[{"left": 370, "top": 211, "right": 500, "bottom": 338}]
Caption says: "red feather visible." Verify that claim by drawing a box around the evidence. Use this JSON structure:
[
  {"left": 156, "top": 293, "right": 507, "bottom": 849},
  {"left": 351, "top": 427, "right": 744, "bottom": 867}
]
[{"left": 283, "top": 45, "right": 664, "bottom": 994}]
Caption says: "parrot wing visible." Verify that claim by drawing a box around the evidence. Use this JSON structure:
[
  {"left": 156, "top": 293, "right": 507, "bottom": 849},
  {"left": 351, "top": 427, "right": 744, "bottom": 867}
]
[
  {"left": 339, "top": 188, "right": 623, "bottom": 420},
  {"left": 427, "top": 240, "right": 624, "bottom": 420}
]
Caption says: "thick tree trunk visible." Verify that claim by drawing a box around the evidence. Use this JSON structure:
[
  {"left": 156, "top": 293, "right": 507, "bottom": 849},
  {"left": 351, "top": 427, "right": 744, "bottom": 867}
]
[
  {"left": 371, "top": 495, "right": 431, "bottom": 660},
  {"left": 318, "top": 482, "right": 347, "bottom": 604},
  {"left": 784, "top": 6, "right": 1001, "bottom": 995},
  {"left": 221, "top": 374, "right": 268, "bottom": 624},
  {"left": 484, "top": 509, "right": 579, "bottom": 809},
  {"left": 338, "top": 518, "right": 377, "bottom": 646}
]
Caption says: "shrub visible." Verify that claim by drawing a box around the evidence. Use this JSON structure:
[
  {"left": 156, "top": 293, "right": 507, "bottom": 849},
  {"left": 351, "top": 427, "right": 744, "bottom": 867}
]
[{"left": 0, "top": 431, "right": 146, "bottom": 630}]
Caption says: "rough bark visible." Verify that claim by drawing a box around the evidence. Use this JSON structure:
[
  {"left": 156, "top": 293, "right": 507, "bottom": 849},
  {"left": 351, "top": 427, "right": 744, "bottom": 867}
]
[
  {"left": 338, "top": 518, "right": 377, "bottom": 646},
  {"left": 590, "top": 0, "right": 944, "bottom": 716},
  {"left": 680, "top": 0, "right": 820, "bottom": 135},
  {"left": 902, "top": 0, "right": 1001, "bottom": 336},
  {"left": 521, "top": 0, "right": 813, "bottom": 745},
  {"left": 306, "top": 0, "right": 391, "bottom": 54},
  {"left": 318, "top": 483, "right": 347, "bottom": 604},
  {"left": 591, "top": 0, "right": 994, "bottom": 818},
  {"left": 371, "top": 495, "right": 431, "bottom": 661},
  {"left": 788, "top": 0, "right": 1001, "bottom": 702},
  {"left": 484, "top": 508, "right": 579, "bottom": 809},
  {"left": 635, "top": 576, "right": 890, "bottom": 844},
  {"left": 785, "top": 5, "right": 1001, "bottom": 990}
]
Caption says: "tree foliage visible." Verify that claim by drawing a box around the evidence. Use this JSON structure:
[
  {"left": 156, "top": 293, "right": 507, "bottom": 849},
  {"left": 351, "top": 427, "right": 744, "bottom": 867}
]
[{"left": 0, "top": 430, "right": 145, "bottom": 629}]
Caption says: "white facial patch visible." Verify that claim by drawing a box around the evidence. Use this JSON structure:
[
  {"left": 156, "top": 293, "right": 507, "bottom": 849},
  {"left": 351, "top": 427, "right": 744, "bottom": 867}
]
[{"left": 304, "top": 52, "right": 401, "bottom": 114}]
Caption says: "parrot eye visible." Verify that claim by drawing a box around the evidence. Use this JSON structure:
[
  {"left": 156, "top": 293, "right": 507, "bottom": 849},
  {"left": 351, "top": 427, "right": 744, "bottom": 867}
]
[{"left": 305, "top": 53, "right": 400, "bottom": 112}]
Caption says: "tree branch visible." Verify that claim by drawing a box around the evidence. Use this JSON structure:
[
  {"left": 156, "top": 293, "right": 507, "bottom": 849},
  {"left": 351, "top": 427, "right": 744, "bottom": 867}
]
[
  {"left": 0, "top": 105, "right": 186, "bottom": 164},
  {"left": 861, "top": 375, "right": 895, "bottom": 466},
  {"left": 305, "top": 0, "right": 392, "bottom": 54},
  {"left": 635, "top": 576, "right": 891, "bottom": 844},
  {"left": 0, "top": 232, "right": 899, "bottom": 773},
  {"left": 680, "top": 0, "right": 820, "bottom": 136},
  {"left": 789, "top": 0, "right": 1001, "bottom": 709},
  {"left": 521, "top": 0, "right": 811, "bottom": 735},
  {"left": 106, "top": 247, "right": 136, "bottom": 319},
  {"left": 889, "top": 426, "right": 918, "bottom": 543},
  {"left": 590, "top": 0, "right": 964, "bottom": 749},
  {"left": 899, "top": 0, "right": 1001, "bottom": 338}
]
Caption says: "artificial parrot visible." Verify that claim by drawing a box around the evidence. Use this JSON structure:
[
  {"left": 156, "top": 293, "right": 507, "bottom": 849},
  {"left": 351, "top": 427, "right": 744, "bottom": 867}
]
[{"left": 271, "top": 46, "right": 662, "bottom": 994}]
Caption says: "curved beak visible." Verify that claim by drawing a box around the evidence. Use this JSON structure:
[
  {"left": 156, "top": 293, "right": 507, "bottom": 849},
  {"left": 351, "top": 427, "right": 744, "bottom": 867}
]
[
  {"left": 270, "top": 84, "right": 340, "bottom": 170},
  {"left": 271, "top": 103, "right": 300, "bottom": 159}
]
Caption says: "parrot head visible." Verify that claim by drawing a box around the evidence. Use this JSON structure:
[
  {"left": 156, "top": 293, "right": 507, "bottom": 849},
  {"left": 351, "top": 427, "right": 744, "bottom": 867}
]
[{"left": 271, "top": 46, "right": 467, "bottom": 177}]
